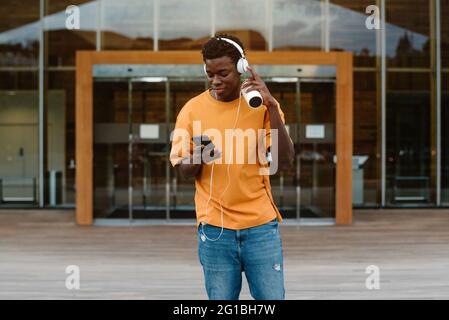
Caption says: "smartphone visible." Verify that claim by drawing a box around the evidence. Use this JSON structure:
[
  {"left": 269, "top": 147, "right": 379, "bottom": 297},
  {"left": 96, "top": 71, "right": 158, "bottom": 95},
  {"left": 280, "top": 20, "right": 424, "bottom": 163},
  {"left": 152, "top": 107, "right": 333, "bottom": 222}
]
[
  {"left": 192, "top": 135, "right": 212, "bottom": 146},
  {"left": 192, "top": 135, "right": 214, "bottom": 158}
]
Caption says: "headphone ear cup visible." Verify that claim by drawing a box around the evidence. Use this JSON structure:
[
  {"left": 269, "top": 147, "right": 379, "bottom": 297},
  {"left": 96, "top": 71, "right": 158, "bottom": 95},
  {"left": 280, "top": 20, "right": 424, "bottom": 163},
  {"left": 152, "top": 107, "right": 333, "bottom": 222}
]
[{"left": 237, "top": 58, "right": 249, "bottom": 74}]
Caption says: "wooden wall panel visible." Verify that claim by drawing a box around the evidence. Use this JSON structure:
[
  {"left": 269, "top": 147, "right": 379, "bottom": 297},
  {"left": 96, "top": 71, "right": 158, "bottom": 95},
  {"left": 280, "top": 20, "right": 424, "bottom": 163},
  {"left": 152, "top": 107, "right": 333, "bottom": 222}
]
[
  {"left": 75, "top": 52, "right": 93, "bottom": 225},
  {"left": 336, "top": 52, "right": 353, "bottom": 224}
]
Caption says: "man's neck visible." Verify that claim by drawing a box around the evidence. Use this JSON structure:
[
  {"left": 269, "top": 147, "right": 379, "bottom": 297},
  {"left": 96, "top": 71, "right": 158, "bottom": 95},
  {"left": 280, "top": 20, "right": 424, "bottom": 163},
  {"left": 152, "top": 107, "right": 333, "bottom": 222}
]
[{"left": 210, "top": 88, "right": 241, "bottom": 102}]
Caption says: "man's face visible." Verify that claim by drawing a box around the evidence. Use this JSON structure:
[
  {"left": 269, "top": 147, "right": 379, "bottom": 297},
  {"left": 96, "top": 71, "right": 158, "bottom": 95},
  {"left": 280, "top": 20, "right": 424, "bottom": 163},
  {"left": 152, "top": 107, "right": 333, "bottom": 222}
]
[{"left": 204, "top": 56, "right": 241, "bottom": 102}]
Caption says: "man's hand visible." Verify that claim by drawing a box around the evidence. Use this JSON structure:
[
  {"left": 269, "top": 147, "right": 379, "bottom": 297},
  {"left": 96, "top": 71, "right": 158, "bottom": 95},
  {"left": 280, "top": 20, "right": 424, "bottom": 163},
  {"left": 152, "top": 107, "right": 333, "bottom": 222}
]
[
  {"left": 177, "top": 144, "right": 222, "bottom": 180},
  {"left": 241, "top": 66, "right": 294, "bottom": 172},
  {"left": 192, "top": 143, "right": 222, "bottom": 165},
  {"left": 240, "top": 66, "right": 277, "bottom": 109}
]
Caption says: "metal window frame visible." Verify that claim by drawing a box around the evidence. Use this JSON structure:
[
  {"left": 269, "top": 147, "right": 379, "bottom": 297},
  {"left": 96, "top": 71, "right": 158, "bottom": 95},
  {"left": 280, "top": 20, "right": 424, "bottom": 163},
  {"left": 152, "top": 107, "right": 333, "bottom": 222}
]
[
  {"left": 381, "top": 0, "right": 386, "bottom": 207},
  {"left": 211, "top": 0, "right": 216, "bottom": 36},
  {"left": 266, "top": 0, "right": 273, "bottom": 51},
  {"left": 436, "top": 0, "right": 442, "bottom": 206},
  {"left": 39, "top": 0, "right": 44, "bottom": 207},
  {"left": 154, "top": 0, "right": 159, "bottom": 51},
  {"left": 322, "top": 0, "right": 330, "bottom": 52},
  {"left": 97, "top": 0, "right": 102, "bottom": 51}
]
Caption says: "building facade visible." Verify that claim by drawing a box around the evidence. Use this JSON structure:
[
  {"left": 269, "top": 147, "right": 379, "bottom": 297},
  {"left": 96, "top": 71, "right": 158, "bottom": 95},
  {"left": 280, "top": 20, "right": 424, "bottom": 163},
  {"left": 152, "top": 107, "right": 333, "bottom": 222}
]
[{"left": 0, "top": 0, "right": 448, "bottom": 222}]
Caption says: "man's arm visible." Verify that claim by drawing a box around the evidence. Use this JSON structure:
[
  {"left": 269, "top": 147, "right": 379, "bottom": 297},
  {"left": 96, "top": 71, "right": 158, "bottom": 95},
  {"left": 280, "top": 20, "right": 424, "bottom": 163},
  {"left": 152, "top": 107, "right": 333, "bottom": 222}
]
[
  {"left": 174, "top": 144, "right": 222, "bottom": 180},
  {"left": 176, "top": 162, "right": 202, "bottom": 180},
  {"left": 265, "top": 99, "right": 295, "bottom": 171},
  {"left": 174, "top": 143, "right": 202, "bottom": 179},
  {"left": 241, "top": 66, "right": 295, "bottom": 172}
]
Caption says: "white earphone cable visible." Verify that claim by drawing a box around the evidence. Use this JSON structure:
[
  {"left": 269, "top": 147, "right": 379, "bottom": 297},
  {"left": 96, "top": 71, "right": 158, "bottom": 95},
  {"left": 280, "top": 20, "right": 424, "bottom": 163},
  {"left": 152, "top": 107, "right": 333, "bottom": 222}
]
[{"left": 201, "top": 89, "right": 242, "bottom": 242}]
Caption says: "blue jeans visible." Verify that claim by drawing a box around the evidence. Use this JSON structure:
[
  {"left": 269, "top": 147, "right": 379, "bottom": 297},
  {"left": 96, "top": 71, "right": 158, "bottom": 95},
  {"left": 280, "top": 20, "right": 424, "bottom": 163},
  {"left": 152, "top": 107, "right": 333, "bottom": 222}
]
[{"left": 197, "top": 219, "right": 285, "bottom": 300}]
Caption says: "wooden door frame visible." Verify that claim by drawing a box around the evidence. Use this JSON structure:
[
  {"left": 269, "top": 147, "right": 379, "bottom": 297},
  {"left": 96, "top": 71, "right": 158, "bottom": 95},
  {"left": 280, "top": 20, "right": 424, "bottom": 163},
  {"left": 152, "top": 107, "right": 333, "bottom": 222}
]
[{"left": 76, "top": 50, "right": 353, "bottom": 225}]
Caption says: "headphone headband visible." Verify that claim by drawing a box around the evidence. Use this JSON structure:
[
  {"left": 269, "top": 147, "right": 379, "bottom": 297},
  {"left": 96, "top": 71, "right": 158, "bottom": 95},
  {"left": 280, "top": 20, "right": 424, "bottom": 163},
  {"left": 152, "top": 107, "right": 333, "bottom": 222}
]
[{"left": 216, "top": 37, "right": 245, "bottom": 58}]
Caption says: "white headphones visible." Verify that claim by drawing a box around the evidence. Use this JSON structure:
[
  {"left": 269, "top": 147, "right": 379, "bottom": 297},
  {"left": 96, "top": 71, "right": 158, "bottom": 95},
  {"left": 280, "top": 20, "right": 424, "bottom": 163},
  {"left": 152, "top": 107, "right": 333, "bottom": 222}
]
[{"left": 203, "top": 37, "right": 249, "bottom": 75}]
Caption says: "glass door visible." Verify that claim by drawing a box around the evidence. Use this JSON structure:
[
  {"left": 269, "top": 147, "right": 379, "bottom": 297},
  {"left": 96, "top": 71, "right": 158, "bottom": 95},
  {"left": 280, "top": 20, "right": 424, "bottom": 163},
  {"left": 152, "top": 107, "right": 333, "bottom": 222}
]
[
  {"left": 168, "top": 80, "right": 206, "bottom": 219},
  {"left": 129, "top": 79, "right": 169, "bottom": 219},
  {"left": 266, "top": 79, "right": 299, "bottom": 218},
  {"left": 93, "top": 78, "right": 169, "bottom": 220},
  {"left": 92, "top": 64, "right": 336, "bottom": 223},
  {"left": 267, "top": 78, "right": 336, "bottom": 221},
  {"left": 93, "top": 79, "right": 129, "bottom": 219},
  {"left": 299, "top": 80, "right": 336, "bottom": 220},
  {"left": 93, "top": 75, "right": 206, "bottom": 221}
]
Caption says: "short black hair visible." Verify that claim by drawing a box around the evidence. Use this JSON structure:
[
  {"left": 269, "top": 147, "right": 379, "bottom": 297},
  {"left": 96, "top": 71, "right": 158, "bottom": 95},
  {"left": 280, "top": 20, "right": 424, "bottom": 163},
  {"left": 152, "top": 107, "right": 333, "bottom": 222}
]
[{"left": 201, "top": 33, "right": 245, "bottom": 65}]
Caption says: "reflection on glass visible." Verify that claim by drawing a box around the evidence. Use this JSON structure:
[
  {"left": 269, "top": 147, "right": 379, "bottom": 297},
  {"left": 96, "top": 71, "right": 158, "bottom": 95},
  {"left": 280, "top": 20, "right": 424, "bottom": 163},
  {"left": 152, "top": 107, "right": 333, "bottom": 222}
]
[
  {"left": 329, "top": 0, "right": 377, "bottom": 67},
  {"left": 273, "top": 0, "right": 321, "bottom": 51},
  {"left": 268, "top": 80, "right": 336, "bottom": 219},
  {"left": 46, "top": 0, "right": 93, "bottom": 15},
  {"left": 159, "top": 0, "right": 211, "bottom": 50},
  {"left": 101, "top": 0, "right": 153, "bottom": 50},
  {"left": 443, "top": 0, "right": 449, "bottom": 68},
  {"left": 0, "top": 2, "right": 39, "bottom": 66},
  {"left": 130, "top": 81, "right": 167, "bottom": 218},
  {"left": 442, "top": 73, "right": 449, "bottom": 204},
  {"left": 298, "top": 82, "right": 336, "bottom": 218},
  {"left": 93, "top": 79, "right": 175, "bottom": 219},
  {"left": 93, "top": 81, "right": 129, "bottom": 218},
  {"left": 386, "top": 72, "right": 432, "bottom": 205},
  {"left": 215, "top": 0, "right": 268, "bottom": 50},
  {"left": 0, "top": 72, "right": 39, "bottom": 206},
  {"left": 386, "top": 0, "right": 430, "bottom": 68},
  {"left": 169, "top": 81, "right": 205, "bottom": 218},
  {"left": 266, "top": 81, "right": 298, "bottom": 217},
  {"left": 46, "top": 71, "right": 76, "bottom": 206},
  {"left": 44, "top": 1, "right": 96, "bottom": 66},
  {"left": 353, "top": 72, "right": 379, "bottom": 206}
]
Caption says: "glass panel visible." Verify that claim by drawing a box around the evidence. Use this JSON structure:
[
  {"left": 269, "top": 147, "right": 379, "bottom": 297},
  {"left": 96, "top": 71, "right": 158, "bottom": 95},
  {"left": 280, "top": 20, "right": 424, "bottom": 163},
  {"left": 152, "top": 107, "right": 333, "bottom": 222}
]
[
  {"left": 93, "top": 80, "right": 129, "bottom": 218},
  {"left": 44, "top": 0, "right": 96, "bottom": 66},
  {"left": 273, "top": 0, "right": 322, "bottom": 51},
  {"left": 330, "top": 0, "right": 377, "bottom": 67},
  {"left": 298, "top": 82, "right": 336, "bottom": 218},
  {"left": 215, "top": 0, "right": 268, "bottom": 50},
  {"left": 268, "top": 80, "right": 336, "bottom": 219},
  {"left": 0, "top": 71, "right": 39, "bottom": 206},
  {"left": 386, "top": 72, "right": 433, "bottom": 205},
  {"left": 169, "top": 80, "right": 205, "bottom": 218},
  {"left": 266, "top": 81, "right": 298, "bottom": 218},
  {"left": 353, "top": 72, "right": 379, "bottom": 206},
  {"left": 159, "top": 0, "right": 210, "bottom": 50},
  {"left": 443, "top": 0, "right": 449, "bottom": 68},
  {"left": 442, "top": 73, "right": 449, "bottom": 204},
  {"left": 101, "top": 0, "right": 153, "bottom": 50},
  {"left": 386, "top": 0, "right": 430, "bottom": 68},
  {"left": 0, "top": 1, "right": 39, "bottom": 66},
  {"left": 45, "top": 71, "right": 75, "bottom": 207},
  {"left": 130, "top": 81, "right": 168, "bottom": 218}
]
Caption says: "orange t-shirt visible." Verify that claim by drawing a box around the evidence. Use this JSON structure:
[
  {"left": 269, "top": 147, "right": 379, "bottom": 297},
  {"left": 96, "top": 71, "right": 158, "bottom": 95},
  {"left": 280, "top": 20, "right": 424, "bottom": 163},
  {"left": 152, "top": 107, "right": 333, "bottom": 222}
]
[{"left": 170, "top": 89, "right": 284, "bottom": 230}]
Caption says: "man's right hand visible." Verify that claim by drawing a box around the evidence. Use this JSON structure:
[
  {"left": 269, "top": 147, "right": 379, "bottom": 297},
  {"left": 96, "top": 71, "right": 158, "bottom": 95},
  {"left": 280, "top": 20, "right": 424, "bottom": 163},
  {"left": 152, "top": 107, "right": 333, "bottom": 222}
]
[
  {"left": 177, "top": 144, "right": 222, "bottom": 180},
  {"left": 200, "top": 143, "right": 222, "bottom": 164}
]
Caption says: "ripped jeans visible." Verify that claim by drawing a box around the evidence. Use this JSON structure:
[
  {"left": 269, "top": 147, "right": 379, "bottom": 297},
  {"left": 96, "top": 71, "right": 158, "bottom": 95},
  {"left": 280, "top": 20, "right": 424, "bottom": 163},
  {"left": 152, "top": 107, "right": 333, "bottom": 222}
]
[{"left": 197, "top": 219, "right": 285, "bottom": 300}]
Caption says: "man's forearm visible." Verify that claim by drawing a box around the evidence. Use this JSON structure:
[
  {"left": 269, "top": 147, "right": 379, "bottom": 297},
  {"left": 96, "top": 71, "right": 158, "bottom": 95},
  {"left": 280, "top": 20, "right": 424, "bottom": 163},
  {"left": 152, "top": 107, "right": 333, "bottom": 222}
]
[
  {"left": 267, "top": 100, "right": 295, "bottom": 170},
  {"left": 176, "top": 163, "right": 202, "bottom": 179}
]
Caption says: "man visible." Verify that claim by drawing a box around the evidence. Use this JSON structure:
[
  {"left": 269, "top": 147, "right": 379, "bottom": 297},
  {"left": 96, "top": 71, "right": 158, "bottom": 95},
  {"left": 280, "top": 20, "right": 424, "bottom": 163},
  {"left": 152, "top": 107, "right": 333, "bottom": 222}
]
[{"left": 169, "top": 34, "right": 294, "bottom": 300}]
